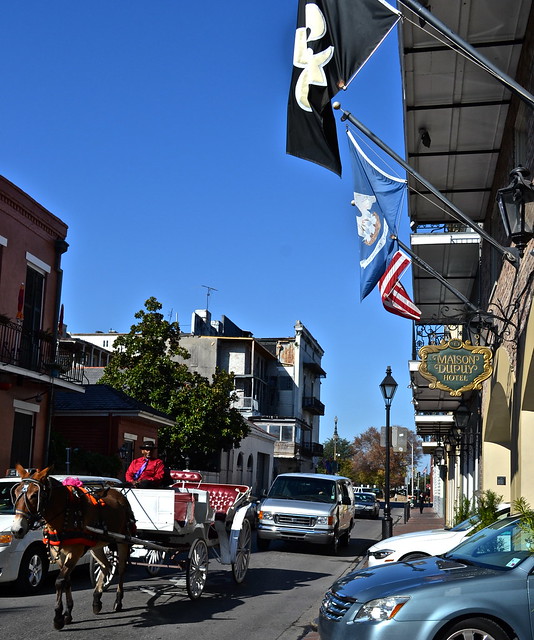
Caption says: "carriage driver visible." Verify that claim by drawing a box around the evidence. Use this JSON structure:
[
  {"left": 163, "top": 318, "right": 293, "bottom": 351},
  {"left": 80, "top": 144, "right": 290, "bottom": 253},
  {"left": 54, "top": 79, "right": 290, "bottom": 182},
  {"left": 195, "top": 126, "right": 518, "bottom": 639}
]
[{"left": 125, "top": 442, "right": 165, "bottom": 488}]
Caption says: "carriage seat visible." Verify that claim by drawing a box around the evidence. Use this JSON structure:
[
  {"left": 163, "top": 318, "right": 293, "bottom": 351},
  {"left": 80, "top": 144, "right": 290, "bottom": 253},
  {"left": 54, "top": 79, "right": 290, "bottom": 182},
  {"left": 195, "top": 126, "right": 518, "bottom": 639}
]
[
  {"left": 196, "top": 484, "right": 250, "bottom": 521},
  {"left": 169, "top": 470, "right": 203, "bottom": 486}
]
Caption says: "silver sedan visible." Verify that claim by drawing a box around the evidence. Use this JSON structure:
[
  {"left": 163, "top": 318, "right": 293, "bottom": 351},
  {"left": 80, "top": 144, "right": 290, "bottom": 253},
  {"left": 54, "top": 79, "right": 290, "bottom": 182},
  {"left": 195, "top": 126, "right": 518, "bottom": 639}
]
[{"left": 319, "top": 516, "right": 533, "bottom": 640}]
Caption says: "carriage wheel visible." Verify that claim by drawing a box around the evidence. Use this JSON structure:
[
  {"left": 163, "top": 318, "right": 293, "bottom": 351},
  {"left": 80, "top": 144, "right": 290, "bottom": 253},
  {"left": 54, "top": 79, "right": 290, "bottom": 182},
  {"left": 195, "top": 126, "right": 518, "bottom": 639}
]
[
  {"left": 89, "top": 545, "right": 118, "bottom": 590},
  {"left": 146, "top": 549, "right": 167, "bottom": 577},
  {"left": 186, "top": 538, "right": 209, "bottom": 599},
  {"left": 232, "top": 518, "right": 251, "bottom": 584}
]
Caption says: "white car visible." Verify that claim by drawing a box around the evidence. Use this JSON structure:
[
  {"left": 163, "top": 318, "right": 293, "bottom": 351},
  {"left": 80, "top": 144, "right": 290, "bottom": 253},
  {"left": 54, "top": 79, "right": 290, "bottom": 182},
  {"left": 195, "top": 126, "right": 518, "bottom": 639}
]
[
  {"left": 0, "top": 474, "right": 122, "bottom": 594},
  {"left": 366, "top": 508, "right": 510, "bottom": 566}
]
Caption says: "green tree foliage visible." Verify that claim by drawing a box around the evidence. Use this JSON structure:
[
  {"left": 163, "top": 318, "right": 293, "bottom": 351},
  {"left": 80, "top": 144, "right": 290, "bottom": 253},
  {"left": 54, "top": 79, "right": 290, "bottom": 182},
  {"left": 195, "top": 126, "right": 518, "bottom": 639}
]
[
  {"left": 350, "top": 426, "right": 422, "bottom": 491},
  {"left": 99, "top": 297, "right": 249, "bottom": 466},
  {"left": 318, "top": 437, "right": 355, "bottom": 478}
]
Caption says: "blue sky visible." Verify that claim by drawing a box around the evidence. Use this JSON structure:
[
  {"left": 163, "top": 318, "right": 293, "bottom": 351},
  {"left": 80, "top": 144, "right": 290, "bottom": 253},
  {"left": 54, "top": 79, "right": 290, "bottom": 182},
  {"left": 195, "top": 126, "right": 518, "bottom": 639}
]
[{"left": 1, "top": 2, "right": 416, "bottom": 445}]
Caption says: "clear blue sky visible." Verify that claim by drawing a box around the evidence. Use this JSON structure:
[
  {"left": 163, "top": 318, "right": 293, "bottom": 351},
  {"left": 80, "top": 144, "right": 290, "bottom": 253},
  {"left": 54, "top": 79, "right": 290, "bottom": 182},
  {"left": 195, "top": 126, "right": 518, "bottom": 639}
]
[{"left": 1, "top": 2, "right": 416, "bottom": 445}]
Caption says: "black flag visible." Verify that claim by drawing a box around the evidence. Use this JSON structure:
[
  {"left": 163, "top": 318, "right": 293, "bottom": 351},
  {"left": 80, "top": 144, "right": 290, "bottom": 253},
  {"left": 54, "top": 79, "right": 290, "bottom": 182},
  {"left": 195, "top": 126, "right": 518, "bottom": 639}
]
[{"left": 286, "top": 0, "right": 399, "bottom": 176}]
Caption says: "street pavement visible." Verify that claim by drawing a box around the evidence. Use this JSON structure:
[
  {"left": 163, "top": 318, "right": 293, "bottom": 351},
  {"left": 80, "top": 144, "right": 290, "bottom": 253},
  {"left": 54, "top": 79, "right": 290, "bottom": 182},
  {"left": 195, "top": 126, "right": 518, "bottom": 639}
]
[{"left": 297, "top": 505, "right": 444, "bottom": 640}]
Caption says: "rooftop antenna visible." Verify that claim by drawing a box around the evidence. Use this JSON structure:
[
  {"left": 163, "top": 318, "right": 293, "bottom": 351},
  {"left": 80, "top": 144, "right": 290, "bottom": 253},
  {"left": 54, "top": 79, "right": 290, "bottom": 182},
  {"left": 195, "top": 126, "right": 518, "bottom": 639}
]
[{"left": 202, "top": 285, "right": 218, "bottom": 311}]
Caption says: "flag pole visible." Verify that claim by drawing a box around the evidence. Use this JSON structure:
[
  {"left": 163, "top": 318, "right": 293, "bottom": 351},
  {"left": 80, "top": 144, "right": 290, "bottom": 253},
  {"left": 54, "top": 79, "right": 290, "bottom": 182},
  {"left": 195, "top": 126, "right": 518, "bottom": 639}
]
[
  {"left": 392, "top": 236, "right": 480, "bottom": 315},
  {"left": 398, "top": 0, "right": 534, "bottom": 110},
  {"left": 334, "top": 103, "right": 518, "bottom": 266}
]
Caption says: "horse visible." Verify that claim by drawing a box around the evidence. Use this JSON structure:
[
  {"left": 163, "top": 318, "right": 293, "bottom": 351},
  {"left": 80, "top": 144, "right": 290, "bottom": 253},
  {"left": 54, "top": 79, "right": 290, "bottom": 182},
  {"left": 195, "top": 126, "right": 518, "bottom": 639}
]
[{"left": 10, "top": 464, "right": 135, "bottom": 630}]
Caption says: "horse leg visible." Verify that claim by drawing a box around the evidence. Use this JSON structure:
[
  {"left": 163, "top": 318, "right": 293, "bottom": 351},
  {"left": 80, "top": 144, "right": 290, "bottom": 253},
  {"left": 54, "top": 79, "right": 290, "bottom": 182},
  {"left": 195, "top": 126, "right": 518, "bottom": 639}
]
[
  {"left": 54, "top": 569, "right": 68, "bottom": 630},
  {"left": 54, "top": 549, "right": 82, "bottom": 628},
  {"left": 90, "top": 547, "right": 110, "bottom": 614},
  {"left": 112, "top": 543, "right": 129, "bottom": 613}
]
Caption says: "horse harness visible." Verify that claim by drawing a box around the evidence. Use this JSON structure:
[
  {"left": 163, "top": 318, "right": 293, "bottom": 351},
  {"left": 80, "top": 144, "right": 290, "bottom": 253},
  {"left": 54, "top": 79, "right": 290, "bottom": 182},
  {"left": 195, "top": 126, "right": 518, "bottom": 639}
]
[{"left": 12, "top": 478, "right": 110, "bottom": 549}]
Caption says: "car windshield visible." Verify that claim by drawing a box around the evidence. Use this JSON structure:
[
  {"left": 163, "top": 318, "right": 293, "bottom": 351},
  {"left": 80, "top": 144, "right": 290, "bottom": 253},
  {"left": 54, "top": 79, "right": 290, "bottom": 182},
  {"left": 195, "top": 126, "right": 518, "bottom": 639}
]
[
  {"left": 356, "top": 494, "right": 375, "bottom": 503},
  {"left": 448, "top": 515, "right": 479, "bottom": 531},
  {"left": 268, "top": 477, "right": 336, "bottom": 503},
  {"left": 0, "top": 482, "right": 16, "bottom": 515},
  {"left": 444, "top": 517, "right": 533, "bottom": 570}
]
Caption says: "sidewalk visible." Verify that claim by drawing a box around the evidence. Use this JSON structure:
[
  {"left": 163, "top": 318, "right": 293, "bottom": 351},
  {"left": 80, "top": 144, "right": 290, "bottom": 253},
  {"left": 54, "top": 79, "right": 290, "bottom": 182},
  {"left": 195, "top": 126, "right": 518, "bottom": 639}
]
[
  {"left": 391, "top": 504, "right": 445, "bottom": 534},
  {"left": 297, "top": 506, "right": 445, "bottom": 640}
]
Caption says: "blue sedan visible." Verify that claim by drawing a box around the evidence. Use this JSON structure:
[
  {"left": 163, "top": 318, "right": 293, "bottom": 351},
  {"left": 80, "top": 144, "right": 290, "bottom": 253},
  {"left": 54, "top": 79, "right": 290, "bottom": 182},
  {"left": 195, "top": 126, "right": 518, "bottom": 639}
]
[{"left": 319, "top": 516, "right": 533, "bottom": 640}]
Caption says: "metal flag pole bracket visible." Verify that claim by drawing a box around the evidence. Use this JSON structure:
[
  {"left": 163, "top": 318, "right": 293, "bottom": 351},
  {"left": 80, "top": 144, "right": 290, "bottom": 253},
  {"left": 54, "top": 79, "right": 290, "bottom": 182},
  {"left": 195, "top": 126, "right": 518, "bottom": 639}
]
[{"left": 334, "top": 102, "right": 518, "bottom": 267}]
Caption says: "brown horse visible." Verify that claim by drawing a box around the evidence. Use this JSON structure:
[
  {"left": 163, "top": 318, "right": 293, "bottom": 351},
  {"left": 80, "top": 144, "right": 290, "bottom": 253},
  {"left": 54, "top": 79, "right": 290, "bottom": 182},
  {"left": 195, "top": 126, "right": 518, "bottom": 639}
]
[{"left": 10, "top": 464, "right": 135, "bottom": 630}]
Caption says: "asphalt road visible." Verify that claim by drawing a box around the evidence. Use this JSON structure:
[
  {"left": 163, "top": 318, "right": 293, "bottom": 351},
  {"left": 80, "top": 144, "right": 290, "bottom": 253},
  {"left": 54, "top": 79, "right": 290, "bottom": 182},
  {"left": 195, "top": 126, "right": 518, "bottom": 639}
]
[{"left": 0, "top": 516, "right": 383, "bottom": 640}]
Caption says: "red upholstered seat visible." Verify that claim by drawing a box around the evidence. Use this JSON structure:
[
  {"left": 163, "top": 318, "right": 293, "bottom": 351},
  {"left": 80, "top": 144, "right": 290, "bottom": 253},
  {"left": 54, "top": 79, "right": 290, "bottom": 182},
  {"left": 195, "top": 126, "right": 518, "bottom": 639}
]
[{"left": 169, "top": 470, "right": 203, "bottom": 485}]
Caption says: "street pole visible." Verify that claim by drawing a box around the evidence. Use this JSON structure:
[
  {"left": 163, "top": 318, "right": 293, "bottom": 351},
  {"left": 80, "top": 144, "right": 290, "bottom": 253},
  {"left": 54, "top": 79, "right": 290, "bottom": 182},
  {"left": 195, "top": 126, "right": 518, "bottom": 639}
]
[
  {"left": 333, "top": 416, "right": 339, "bottom": 474},
  {"left": 383, "top": 401, "right": 392, "bottom": 539},
  {"left": 379, "top": 367, "right": 398, "bottom": 540},
  {"left": 411, "top": 442, "right": 414, "bottom": 498}
]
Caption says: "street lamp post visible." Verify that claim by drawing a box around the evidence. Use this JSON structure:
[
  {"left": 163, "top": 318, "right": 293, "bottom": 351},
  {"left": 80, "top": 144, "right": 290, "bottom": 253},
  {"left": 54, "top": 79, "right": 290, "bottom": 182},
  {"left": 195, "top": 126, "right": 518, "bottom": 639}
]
[
  {"left": 333, "top": 416, "right": 339, "bottom": 474},
  {"left": 380, "top": 366, "right": 398, "bottom": 540}
]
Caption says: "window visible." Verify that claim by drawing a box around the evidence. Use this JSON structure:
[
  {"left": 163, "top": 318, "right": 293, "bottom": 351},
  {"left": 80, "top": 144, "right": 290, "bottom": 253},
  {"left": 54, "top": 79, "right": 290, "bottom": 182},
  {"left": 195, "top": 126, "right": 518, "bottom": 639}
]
[
  {"left": 237, "top": 453, "right": 244, "bottom": 470},
  {"left": 267, "top": 425, "right": 281, "bottom": 439},
  {"left": 10, "top": 411, "right": 34, "bottom": 469},
  {"left": 281, "top": 425, "right": 294, "bottom": 442}
]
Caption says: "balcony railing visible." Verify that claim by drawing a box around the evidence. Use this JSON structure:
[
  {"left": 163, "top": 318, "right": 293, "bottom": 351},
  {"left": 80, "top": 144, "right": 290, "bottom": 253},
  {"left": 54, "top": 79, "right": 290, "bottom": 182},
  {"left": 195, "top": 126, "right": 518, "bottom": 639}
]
[
  {"left": 302, "top": 396, "right": 325, "bottom": 415},
  {"left": 0, "top": 319, "right": 84, "bottom": 384}
]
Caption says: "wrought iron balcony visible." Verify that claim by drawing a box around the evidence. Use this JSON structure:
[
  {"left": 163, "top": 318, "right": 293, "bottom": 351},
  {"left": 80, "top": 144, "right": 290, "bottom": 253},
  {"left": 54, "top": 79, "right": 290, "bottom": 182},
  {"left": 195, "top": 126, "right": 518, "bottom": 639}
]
[
  {"left": 0, "top": 319, "right": 84, "bottom": 384},
  {"left": 302, "top": 396, "right": 325, "bottom": 415}
]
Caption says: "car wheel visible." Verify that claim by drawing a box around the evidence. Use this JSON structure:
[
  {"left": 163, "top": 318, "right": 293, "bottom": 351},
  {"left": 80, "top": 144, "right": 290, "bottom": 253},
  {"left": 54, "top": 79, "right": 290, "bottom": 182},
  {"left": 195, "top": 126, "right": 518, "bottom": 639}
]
[
  {"left": 440, "top": 617, "right": 511, "bottom": 640},
  {"left": 340, "top": 523, "right": 352, "bottom": 547},
  {"left": 15, "top": 545, "right": 49, "bottom": 594},
  {"left": 400, "top": 552, "right": 430, "bottom": 562},
  {"left": 257, "top": 536, "right": 270, "bottom": 551},
  {"left": 328, "top": 532, "right": 340, "bottom": 555}
]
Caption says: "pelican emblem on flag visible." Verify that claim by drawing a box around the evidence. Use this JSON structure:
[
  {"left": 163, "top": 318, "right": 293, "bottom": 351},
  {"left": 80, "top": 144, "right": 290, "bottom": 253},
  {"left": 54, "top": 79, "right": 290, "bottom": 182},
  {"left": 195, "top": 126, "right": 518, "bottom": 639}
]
[{"left": 353, "top": 193, "right": 382, "bottom": 246}]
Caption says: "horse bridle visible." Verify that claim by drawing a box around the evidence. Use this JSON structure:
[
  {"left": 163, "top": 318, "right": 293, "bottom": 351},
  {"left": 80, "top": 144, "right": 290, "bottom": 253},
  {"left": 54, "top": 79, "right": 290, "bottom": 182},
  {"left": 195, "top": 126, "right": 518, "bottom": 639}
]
[{"left": 11, "top": 477, "right": 51, "bottom": 529}]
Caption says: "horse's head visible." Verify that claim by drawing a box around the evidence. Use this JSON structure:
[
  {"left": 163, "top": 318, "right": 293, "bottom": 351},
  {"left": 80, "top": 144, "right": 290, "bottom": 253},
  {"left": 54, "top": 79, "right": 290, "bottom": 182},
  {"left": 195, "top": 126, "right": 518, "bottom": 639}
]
[{"left": 10, "top": 463, "right": 53, "bottom": 538}]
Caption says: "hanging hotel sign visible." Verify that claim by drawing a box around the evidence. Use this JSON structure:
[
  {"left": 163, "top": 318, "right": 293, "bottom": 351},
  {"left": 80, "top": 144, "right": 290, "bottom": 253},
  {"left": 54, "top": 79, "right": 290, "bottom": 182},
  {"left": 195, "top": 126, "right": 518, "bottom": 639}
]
[{"left": 418, "top": 339, "right": 493, "bottom": 396}]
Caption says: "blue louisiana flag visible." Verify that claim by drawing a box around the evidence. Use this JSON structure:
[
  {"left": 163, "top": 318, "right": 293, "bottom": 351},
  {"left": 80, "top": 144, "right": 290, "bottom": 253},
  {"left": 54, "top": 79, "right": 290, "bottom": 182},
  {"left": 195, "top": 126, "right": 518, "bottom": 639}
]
[{"left": 347, "top": 131, "right": 407, "bottom": 300}]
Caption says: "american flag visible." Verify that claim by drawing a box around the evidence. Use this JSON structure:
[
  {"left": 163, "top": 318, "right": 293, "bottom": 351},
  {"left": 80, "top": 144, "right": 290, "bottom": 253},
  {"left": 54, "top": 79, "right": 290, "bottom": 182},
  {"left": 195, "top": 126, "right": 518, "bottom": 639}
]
[{"left": 378, "top": 250, "right": 421, "bottom": 321}]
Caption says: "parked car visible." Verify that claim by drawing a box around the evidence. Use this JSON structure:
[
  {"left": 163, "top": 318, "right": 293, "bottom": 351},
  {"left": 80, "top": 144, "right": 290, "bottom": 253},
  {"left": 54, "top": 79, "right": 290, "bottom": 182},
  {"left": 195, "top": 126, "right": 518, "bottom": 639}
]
[
  {"left": 319, "top": 515, "right": 532, "bottom": 640},
  {"left": 366, "top": 506, "right": 510, "bottom": 566},
  {"left": 0, "top": 474, "right": 122, "bottom": 594},
  {"left": 354, "top": 492, "right": 380, "bottom": 519},
  {"left": 257, "top": 473, "right": 355, "bottom": 554}
]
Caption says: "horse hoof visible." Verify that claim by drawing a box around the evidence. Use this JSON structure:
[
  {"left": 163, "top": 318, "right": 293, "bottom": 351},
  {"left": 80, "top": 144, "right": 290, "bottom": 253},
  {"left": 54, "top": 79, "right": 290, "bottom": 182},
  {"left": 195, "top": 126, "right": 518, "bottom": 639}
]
[
  {"left": 113, "top": 602, "right": 122, "bottom": 613},
  {"left": 93, "top": 603, "right": 102, "bottom": 615},
  {"left": 65, "top": 615, "right": 73, "bottom": 625},
  {"left": 54, "top": 618, "right": 65, "bottom": 631}
]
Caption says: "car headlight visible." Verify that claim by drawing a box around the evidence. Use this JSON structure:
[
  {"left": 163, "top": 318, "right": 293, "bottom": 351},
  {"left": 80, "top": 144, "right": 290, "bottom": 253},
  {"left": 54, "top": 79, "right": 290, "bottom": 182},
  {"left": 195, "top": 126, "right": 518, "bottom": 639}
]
[
  {"left": 0, "top": 533, "right": 13, "bottom": 546},
  {"left": 258, "top": 511, "right": 273, "bottom": 521},
  {"left": 368, "top": 548, "right": 394, "bottom": 560},
  {"left": 316, "top": 516, "right": 335, "bottom": 526},
  {"left": 353, "top": 596, "right": 410, "bottom": 622}
]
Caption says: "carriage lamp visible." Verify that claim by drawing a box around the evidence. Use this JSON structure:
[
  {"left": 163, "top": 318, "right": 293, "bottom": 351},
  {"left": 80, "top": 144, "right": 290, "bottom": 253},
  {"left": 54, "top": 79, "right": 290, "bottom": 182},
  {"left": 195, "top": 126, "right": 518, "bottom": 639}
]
[
  {"left": 454, "top": 402, "right": 471, "bottom": 429},
  {"left": 496, "top": 166, "right": 534, "bottom": 257}
]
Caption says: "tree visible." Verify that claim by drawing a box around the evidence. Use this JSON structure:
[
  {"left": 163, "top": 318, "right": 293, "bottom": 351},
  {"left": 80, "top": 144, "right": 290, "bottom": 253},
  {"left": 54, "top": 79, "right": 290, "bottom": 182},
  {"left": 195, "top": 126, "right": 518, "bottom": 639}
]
[
  {"left": 99, "top": 297, "right": 249, "bottom": 466},
  {"left": 318, "top": 437, "right": 355, "bottom": 478},
  {"left": 350, "top": 426, "right": 422, "bottom": 491}
]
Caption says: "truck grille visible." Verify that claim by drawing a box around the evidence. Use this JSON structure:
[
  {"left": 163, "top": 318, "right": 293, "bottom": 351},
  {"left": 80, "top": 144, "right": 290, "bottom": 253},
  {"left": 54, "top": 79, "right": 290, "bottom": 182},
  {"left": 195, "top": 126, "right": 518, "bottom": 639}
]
[
  {"left": 320, "top": 590, "right": 357, "bottom": 621},
  {"left": 275, "top": 514, "right": 316, "bottom": 527}
]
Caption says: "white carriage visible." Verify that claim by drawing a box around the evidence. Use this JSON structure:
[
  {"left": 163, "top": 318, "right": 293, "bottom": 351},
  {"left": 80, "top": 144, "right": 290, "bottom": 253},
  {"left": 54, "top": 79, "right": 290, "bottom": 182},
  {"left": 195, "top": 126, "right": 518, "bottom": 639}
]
[{"left": 89, "top": 471, "right": 252, "bottom": 599}]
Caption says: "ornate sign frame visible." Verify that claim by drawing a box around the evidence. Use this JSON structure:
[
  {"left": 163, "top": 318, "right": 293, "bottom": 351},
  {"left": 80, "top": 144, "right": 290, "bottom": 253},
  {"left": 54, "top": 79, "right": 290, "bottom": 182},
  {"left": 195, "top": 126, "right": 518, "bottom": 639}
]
[{"left": 418, "top": 339, "right": 493, "bottom": 396}]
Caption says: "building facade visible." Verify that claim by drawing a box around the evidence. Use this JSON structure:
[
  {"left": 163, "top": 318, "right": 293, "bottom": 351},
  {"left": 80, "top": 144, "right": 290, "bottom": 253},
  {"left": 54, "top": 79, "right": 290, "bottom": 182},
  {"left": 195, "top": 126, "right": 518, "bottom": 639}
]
[
  {"left": 0, "top": 176, "right": 84, "bottom": 475},
  {"left": 180, "top": 310, "right": 325, "bottom": 477},
  {"left": 402, "top": 0, "right": 534, "bottom": 522}
]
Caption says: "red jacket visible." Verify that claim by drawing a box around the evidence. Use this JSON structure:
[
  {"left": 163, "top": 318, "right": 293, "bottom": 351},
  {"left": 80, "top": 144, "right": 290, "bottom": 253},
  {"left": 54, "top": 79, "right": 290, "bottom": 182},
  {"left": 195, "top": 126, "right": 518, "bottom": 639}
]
[{"left": 126, "top": 456, "right": 165, "bottom": 484}]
